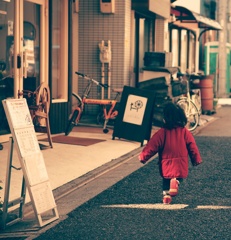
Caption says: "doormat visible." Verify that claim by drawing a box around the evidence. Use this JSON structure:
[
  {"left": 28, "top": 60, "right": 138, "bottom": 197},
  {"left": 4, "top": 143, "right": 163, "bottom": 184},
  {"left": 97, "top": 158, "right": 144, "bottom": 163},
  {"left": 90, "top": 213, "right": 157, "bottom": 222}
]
[
  {"left": 39, "top": 135, "right": 106, "bottom": 146},
  {"left": 72, "top": 126, "right": 111, "bottom": 133}
]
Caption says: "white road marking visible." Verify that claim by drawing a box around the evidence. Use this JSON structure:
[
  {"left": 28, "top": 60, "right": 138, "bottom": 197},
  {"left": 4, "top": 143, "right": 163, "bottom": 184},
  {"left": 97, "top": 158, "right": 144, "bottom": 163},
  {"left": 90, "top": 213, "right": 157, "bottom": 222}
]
[
  {"left": 101, "top": 204, "right": 188, "bottom": 210},
  {"left": 101, "top": 204, "right": 231, "bottom": 210},
  {"left": 197, "top": 205, "right": 231, "bottom": 209}
]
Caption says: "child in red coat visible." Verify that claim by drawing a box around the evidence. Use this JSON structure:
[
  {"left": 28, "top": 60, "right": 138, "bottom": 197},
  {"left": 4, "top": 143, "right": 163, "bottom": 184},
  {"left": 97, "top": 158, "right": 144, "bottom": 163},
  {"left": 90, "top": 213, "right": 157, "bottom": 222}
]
[{"left": 139, "top": 102, "right": 202, "bottom": 204}]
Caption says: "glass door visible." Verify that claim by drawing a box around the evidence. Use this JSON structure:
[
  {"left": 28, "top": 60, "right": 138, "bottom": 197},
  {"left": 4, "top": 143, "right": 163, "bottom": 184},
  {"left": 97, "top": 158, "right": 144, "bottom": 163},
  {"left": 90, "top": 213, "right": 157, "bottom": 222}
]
[
  {"left": 0, "top": 0, "right": 15, "bottom": 134},
  {"left": 0, "top": 0, "right": 48, "bottom": 135},
  {"left": 3, "top": 0, "right": 48, "bottom": 97},
  {"left": 20, "top": 0, "right": 48, "bottom": 94}
]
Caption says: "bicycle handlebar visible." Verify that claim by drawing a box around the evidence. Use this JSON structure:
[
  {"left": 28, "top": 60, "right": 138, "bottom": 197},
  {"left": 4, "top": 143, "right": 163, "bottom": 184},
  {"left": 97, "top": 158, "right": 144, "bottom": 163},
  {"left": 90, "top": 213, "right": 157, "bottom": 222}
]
[
  {"left": 75, "top": 71, "right": 86, "bottom": 78},
  {"left": 75, "top": 71, "right": 109, "bottom": 89}
]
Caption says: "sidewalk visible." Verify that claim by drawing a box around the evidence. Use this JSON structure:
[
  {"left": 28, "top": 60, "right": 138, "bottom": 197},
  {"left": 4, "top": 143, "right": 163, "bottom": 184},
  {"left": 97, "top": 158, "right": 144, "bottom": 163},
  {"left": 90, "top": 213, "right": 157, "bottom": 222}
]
[
  {"left": 0, "top": 111, "right": 216, "bottom": 209},
  {"left": 0, "top": 125, "right": 140, "bottom": 206}
]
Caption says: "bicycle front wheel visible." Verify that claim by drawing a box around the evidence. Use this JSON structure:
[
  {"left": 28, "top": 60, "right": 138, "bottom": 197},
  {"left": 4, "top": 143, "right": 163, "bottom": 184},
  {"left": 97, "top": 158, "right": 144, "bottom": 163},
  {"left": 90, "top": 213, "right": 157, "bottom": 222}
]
[
  {"left": 72, "top": 93, "right": 82, "bottom": 112},
  {"left": 65, "top": 109, "right": 79, "bottom": 136},
  {"left": 177, "top": 99, "right": 200, "bottom": 131}
]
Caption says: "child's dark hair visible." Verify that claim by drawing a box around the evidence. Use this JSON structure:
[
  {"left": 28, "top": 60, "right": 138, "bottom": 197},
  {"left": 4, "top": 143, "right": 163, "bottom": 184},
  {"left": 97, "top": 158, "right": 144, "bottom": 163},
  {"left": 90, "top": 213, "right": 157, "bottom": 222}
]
[{"left": 163, "top": 102, "right": 187, "bottom": 129}]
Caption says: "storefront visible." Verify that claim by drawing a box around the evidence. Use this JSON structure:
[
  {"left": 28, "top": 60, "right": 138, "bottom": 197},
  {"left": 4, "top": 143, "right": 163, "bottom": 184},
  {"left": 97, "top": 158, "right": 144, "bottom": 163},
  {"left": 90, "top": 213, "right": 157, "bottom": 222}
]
[
  {"left": 0, "top": 0, "right": 47, "bottom": 134},
  {"left": 169, "top": 4, "right": 222, "bottom": 73},
  {"left": 0, "top": 0, "right": 178, "bottom": 142},
  {"left": 0, "top": 0, "right": 71, "bottom": 139},
  {"left": 132, "top": 0, "right": 171, "bottom": 86}
]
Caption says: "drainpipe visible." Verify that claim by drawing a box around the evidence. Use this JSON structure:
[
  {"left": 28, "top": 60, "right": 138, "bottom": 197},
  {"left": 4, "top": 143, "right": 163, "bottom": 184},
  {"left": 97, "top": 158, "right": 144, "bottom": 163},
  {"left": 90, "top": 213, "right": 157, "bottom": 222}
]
[
  {"left": 217, "top": 0, "right": 228, "bottom": 97},
  {"left": 135, "top": 16, "right": 140, "bottom": 88}
]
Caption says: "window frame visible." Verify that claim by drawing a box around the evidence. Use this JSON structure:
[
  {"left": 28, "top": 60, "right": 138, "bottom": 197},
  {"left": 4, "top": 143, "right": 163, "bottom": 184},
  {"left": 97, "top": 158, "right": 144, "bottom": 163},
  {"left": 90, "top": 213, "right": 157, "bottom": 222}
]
[
  {"left": 50, "top": 0, "right": 68, "bottom": 103},
  {"left": 169, "top": 26, "right": 196, "bottom": 73}
]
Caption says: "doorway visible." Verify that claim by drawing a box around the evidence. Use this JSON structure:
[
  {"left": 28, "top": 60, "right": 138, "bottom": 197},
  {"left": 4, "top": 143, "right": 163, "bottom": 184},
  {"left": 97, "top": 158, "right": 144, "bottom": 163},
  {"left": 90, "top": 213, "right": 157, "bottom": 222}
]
[{"left": 0, "top": 0, "right": 48, "bottom": 135}]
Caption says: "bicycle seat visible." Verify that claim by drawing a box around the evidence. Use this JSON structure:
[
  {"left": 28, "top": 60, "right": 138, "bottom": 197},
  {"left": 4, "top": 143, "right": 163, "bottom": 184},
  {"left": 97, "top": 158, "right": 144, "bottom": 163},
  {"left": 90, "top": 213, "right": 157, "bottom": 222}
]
[
  {"left": 177, "top": 72, "right": 203, "bottom": 81},
  {"left": 190, "top": 74, "right": 203, "bottom": 80}
]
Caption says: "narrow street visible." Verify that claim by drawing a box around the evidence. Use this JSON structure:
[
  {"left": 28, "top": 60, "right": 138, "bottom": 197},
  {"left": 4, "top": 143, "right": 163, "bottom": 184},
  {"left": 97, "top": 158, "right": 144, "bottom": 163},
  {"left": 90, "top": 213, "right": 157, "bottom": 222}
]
[
  {"left": 0, "top": 1, "right": 230, "bottom": 239},
  {"left": 27, "top": 106, "right": 231, "bottom": 240}
]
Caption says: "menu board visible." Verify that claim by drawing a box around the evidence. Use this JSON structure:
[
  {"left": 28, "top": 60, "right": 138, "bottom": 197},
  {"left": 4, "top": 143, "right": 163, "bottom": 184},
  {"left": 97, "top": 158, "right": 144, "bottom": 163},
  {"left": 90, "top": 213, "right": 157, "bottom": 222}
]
[
  {"left": 30, "top": 181, "right": 56, "bottom": 214},
  {"left": 14, "top": 127, "right": 40, "bottom": 157},
  {"left": 2, "top": 98, "right": 58, "bottom": 227},
  {"left": 23, "top": 152, "right": 49, "bottom": 186},
  {"left": 4, "top": 98, "right": 33, "bottom": 128}
]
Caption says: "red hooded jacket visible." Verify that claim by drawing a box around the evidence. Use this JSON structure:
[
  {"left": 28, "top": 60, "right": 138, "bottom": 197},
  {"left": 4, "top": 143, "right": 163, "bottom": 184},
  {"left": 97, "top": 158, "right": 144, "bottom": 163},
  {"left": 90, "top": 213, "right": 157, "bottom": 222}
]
[{"left": 139, "top": 127, "right": 202, "bottom": 178}]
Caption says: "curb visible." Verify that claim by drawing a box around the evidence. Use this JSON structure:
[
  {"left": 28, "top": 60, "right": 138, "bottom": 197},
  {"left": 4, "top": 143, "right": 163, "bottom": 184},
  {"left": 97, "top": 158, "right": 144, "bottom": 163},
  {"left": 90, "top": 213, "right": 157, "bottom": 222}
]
[
  {"left": 52, "top": 146, "right": 143, "bottom": 199},
  {"left": 7, "top": 145, "right": 143, "bottom": 219}
]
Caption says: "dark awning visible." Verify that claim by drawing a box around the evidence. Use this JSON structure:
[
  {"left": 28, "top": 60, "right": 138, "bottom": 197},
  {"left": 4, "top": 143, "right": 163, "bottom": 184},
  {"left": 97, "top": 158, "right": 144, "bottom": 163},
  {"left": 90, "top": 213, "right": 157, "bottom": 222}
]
[
  {"left": 171, "top": 5, "right": 222, "bottom": 30},
  {"left": 132, "top": 0, "right": 170, "bottom": 19},
  {"left": 143, "top": 66, "right": 180, "bottom": 75}
]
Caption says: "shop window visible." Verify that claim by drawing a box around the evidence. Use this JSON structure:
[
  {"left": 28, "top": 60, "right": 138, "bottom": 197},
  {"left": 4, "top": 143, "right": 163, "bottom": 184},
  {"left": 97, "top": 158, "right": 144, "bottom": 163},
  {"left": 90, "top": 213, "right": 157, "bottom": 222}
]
[
  {"left": 171, "top": 29, "right": 179, "bottom": 67},
  {"left": 51, "top": 0, "right": 68, "bottom": 102},
  {"left": 180, "top": 30, "right": 187, "bottom": 72},
  {"left": 188, "top": 32, "right": 196, "bottom": 73},
  {"left": 169, "top": 27, "right": 196, "bottom": 73}
]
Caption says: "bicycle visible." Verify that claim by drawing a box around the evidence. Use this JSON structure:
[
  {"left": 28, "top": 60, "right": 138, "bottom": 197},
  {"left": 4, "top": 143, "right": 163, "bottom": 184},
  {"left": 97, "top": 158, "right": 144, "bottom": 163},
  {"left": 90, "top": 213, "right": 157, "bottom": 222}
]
[
  {"left": 175, "top": 72, "right": 202, "bottom": 131},
  {"left": 65, "top": 72, "right": 121, "bottom": 136},
  {"left": 18, "top": 82, "right": 53, "bottom": 148}
]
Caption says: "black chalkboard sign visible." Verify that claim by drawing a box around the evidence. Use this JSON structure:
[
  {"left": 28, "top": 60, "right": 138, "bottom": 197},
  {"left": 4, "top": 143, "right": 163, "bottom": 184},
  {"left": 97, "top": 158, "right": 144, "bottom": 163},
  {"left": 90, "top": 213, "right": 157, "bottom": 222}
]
[{"left": 112, "top": 86, "right": 155, "bottom": 146}]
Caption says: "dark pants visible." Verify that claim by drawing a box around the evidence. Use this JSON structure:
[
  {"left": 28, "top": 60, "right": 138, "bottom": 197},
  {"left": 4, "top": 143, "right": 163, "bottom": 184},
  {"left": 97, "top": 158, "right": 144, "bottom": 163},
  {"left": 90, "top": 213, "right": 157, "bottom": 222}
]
[{"left": 162, "top": 178, "right": 183, "bottom": 191}]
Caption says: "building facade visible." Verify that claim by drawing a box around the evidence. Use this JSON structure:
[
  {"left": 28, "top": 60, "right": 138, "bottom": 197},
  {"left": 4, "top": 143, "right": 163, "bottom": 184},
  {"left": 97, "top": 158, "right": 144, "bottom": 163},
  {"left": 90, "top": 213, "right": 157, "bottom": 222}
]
[{"left": 0, "top": 0, "right": 223, "bottom": 141}]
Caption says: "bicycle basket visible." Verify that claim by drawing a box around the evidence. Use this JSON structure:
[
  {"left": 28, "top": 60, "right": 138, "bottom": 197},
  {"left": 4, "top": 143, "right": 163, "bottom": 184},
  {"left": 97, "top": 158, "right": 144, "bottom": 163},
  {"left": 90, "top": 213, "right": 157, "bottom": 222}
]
[{"left": 171, "top": 80, "right": 187, "bottom": 97}]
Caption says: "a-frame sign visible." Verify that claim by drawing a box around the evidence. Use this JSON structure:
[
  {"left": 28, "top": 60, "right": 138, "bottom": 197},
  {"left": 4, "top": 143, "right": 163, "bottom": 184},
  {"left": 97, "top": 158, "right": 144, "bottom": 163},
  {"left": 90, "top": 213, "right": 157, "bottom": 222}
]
[
  {"left": 2, "top": 98, "right": 59, "bottom": 229},
  {"left": 113, "top": 86, "right": 155, "bottom": 146}
]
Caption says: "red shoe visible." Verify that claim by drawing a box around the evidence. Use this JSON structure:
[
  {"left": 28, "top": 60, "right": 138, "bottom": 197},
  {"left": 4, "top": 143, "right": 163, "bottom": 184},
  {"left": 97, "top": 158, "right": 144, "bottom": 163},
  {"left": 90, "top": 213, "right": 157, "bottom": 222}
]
[
  {"left": 169, "top": 178, "right": 179, "bottom": 197},
  {"left": 163, "top": 194, "right": 172, "bottom": 204}
]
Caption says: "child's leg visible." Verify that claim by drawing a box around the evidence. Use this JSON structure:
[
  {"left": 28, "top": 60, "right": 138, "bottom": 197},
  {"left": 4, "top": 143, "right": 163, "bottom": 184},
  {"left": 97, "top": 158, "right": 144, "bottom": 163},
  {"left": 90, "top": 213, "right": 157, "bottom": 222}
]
[
  {"left": 163, "top": 178, "right": 183, "bottom": 191},
  {"left": 169, "top": 178, "right": 183, "bottom": 196},
  {"left": 162, "top": 178, "right": 171, "bottom": 192},
  {"left": 162, "top": 178, "right": 172, "bottom": 204},
  {"left": 177, "top": 178, "right": 183, "bottom": 184}
]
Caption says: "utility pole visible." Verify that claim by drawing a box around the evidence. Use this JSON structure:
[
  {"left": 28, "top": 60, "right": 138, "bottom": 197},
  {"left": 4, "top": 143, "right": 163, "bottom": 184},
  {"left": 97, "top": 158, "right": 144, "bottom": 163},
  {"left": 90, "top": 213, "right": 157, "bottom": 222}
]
[
  {"left": 217, "top": 0, "right": 228, "bottom": 97},
  {"left": 228, "top": 0, "right": 231, "bottom": 43}
]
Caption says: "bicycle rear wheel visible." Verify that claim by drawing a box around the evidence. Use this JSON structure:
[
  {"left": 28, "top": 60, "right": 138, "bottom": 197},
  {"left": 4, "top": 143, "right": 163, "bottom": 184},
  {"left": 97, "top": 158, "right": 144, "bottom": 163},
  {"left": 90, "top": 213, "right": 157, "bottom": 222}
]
[
  {"left": 177, "top": 99, "right": 199, "bottom": 131},
  {"left": 65, "top": 109, "right": 79, "bottom": 136},
  {"left": 191, "top": 90, "right": 202, "bottom": 115}
]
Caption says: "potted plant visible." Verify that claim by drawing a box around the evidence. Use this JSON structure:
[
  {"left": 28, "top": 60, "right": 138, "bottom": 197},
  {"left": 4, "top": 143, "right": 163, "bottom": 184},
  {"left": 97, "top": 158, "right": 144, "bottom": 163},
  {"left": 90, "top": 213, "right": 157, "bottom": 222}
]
[
  {"left": 0, "top": 70, "right": 7, "bottom": 81},
  {"left": 0, "top": 61, "right": 6, "bottom": 80}
]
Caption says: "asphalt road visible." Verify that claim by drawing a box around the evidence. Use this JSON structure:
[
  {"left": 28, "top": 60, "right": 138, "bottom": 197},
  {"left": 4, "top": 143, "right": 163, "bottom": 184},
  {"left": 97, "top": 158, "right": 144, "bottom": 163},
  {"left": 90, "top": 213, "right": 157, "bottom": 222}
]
[{"left": 30, "top": 106, "right": 231, "bottom": 240}]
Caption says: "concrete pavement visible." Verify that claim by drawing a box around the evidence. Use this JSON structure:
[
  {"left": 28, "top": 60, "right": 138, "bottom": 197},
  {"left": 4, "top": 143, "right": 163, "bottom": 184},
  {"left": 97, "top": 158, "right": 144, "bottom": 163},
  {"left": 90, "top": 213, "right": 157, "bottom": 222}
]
[
  {"left": 0, "top": 124, "right": 141, "bottom": 207},
  {"left": 34, "top": 134, "right": 231, "bottom": 240},
  {"left": 0, "top": 104, "right": 220, "bottom": 235},
  {"left": 0, "top": 109, "right": 216, "bottom": 201},
  {"left": 0, "top": 109, "right": 216, "bottom": 204}
]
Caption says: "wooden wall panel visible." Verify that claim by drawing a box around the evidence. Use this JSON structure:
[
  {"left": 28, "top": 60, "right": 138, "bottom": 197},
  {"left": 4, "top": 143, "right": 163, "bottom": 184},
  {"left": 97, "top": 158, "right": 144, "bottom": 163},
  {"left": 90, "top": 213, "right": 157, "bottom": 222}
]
[{"left": 49, "top": 102, "right": 69, "bottom": 134}]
